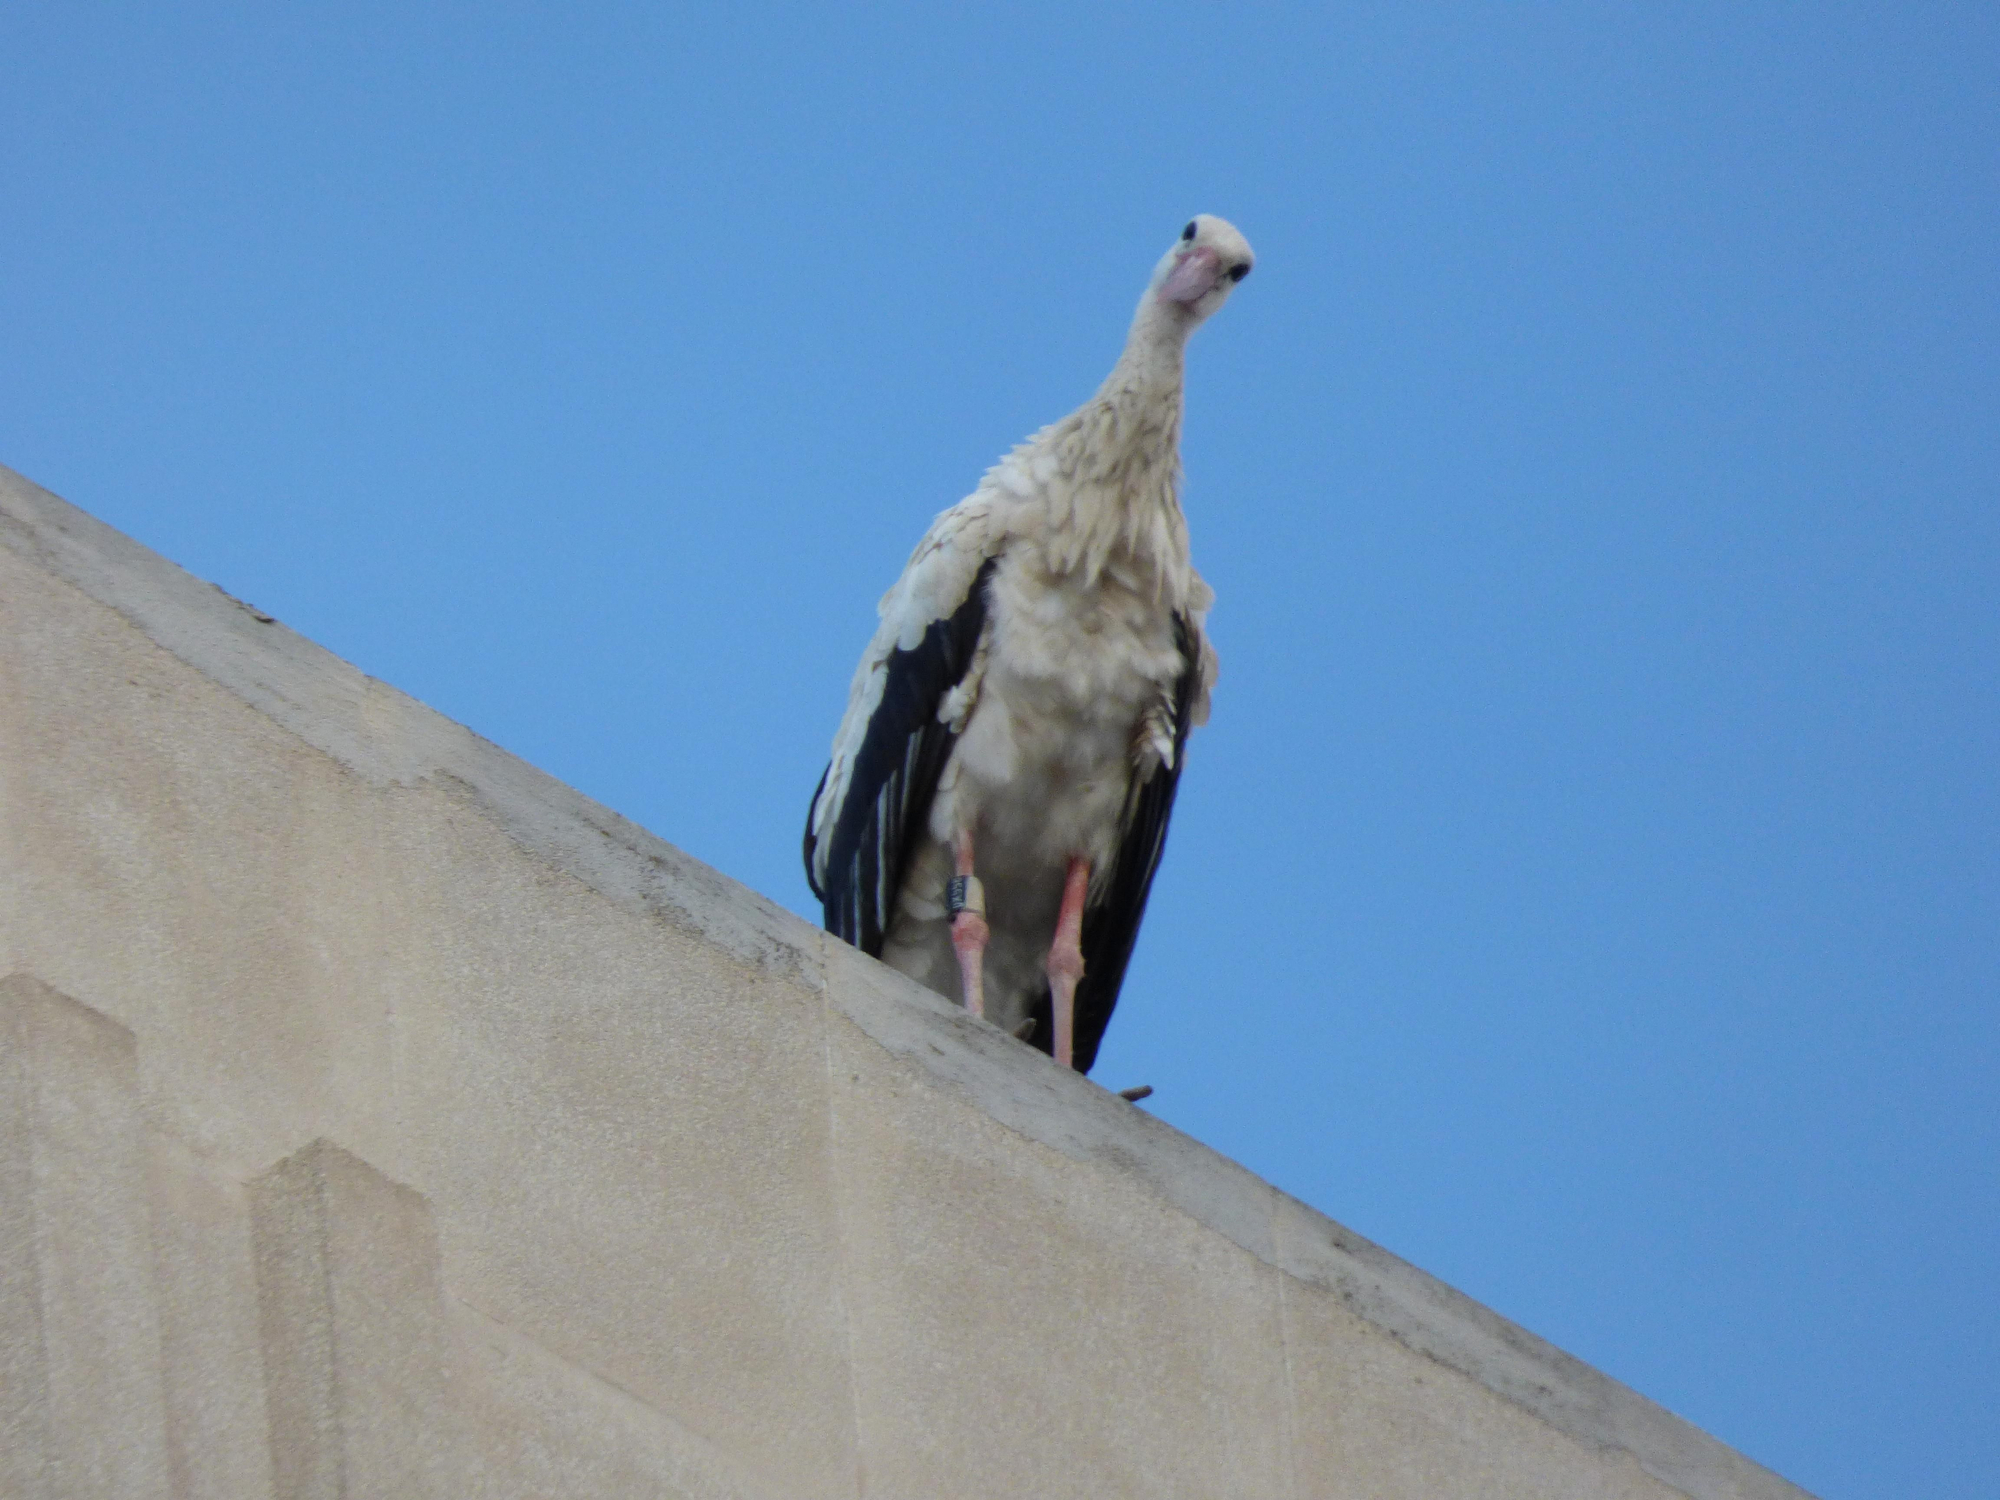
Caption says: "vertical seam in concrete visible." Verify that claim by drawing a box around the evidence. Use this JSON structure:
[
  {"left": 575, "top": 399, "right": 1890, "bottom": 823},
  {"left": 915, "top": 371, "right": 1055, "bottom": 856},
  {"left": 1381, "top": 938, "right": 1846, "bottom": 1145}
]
[{"left": 819, "top": 932, "right": 872, "bottom": 1500}]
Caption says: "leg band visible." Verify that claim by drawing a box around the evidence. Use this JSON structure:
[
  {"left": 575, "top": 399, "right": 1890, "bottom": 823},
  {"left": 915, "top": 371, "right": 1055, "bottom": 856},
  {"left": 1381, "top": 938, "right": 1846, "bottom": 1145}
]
[{"left": 946, "top": 875, "right": 986, "bottom": 919}]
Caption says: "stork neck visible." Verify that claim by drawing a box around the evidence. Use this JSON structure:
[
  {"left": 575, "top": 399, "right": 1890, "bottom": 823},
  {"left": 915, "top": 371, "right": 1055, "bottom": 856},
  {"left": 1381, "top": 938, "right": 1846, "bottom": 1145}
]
[{"left": 1100, "top": 297, "right": 1194, "bottom": 409}]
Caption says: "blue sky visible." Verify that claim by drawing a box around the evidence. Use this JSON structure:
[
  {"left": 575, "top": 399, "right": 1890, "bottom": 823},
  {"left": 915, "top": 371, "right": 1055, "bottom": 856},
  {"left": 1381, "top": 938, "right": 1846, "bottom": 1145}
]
[{"left": 5, "top": 5, "right": 1995, "bottom": 1495}]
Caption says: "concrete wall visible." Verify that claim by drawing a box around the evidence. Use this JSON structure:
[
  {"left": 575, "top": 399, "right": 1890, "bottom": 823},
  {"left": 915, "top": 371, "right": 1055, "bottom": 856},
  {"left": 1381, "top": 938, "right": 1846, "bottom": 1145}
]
[{"left": 0, "top": 462, "right": 1815, "bottom": 1500}]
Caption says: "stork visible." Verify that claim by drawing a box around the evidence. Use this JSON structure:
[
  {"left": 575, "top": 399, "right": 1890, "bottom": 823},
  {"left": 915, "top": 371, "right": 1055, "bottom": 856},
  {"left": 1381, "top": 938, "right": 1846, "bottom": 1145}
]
[{"left": 805, "top": 214, "right": 1253, "bottom": 1074}]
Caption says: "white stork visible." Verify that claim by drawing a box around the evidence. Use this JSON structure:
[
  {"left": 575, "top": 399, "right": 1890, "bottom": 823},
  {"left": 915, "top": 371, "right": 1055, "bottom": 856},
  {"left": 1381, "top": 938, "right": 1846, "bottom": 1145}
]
[{"left": 805, "top": 214, "right": 1254, "bottom": 1074}]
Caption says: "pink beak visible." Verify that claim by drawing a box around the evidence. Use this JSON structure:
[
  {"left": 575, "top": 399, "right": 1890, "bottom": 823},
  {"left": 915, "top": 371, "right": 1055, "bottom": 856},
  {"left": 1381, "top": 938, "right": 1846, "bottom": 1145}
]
[{"left": 1158, "top": 245, "right": 1221, "bottom": 305}]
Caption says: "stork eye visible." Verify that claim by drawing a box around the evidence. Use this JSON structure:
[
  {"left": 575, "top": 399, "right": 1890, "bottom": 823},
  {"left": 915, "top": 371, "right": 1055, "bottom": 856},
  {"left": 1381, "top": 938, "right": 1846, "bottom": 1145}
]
[
  {"left": 1228, "top": 263, "right": 1251, "bottom": 283},
  {"left": 1181, "top": 221, "right": 1197, "bottom": 241}
]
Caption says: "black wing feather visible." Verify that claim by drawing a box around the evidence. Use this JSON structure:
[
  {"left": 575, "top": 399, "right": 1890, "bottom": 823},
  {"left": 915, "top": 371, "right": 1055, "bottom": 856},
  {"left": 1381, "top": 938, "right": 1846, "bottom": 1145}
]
[
  {"left": 1028, "top": 611, "right": 1203, "bottom": 1074},
  {"left": 804, "top": 560, "right": 997, "bottom": 955}
]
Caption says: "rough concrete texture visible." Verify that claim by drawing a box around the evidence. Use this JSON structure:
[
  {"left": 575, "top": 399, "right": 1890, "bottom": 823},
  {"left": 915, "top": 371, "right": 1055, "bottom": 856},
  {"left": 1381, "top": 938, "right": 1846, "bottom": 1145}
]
[
  {"left": 0, "top": 461, "right": 1817, "bottom": 1499},
  {"left": 0, "top": 974, "right": 172, "bottom": 1500},
  {"left": 250, "top": 1140, "right": 462, "bottom": 1499},
  {"left": 148, "top": 1135, "right": 277, "bottom": 1500}
]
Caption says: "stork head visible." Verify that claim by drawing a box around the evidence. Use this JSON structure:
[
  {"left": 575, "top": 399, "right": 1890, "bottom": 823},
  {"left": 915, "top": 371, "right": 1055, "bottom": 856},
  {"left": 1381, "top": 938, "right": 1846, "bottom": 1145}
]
[{"left": 1150, "top": 214, "right": 1255, "bottom": 324}]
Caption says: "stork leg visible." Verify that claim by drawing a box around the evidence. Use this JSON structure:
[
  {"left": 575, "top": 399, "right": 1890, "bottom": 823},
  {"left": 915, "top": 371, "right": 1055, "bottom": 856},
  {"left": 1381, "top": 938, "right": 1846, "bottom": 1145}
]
[
  {"left": 949, "top": 829, "right": 989, "bottom": 1019},
  {"left": 1047, "top": 856, "right": 1090, "bottom": 1069}
]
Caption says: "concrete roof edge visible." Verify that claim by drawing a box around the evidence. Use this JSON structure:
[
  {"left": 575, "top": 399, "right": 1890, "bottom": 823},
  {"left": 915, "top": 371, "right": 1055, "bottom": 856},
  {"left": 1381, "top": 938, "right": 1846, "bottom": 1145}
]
[{"left": 0, "top": 463, "right": 1815, "bottom": 1500}]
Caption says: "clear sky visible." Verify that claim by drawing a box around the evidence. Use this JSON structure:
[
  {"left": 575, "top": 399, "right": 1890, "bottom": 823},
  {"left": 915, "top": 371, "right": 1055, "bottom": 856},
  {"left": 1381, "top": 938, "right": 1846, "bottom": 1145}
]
[{"left": 5, "top": 5, "right": 1995, "bottom": 1496}]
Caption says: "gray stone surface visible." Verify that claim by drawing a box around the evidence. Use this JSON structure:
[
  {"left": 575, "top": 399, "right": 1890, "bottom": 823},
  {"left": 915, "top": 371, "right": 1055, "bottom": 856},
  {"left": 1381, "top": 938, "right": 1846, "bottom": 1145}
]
[
  {"left": 828, "top": 1003, "right": 1295, "bottom": 1498},
  {"left": 1282, "top": 1269, "right": 1686, "bottom": 1500},
  {"left": 0, "top": 527, "right": 404, "bottom": 1181},
  {"left": 0, "top": 460, "right": 1818, "bottom": 1500},
  {"left": 249, "top": 1139, "right": 461, "bottom": 1500},
  {"left": 382, "top": 781, "right": 861, "bottom": 1495},
  {"left": 149, "top": 1135, "right": 277, "bottom": 1500},
  {"left": 0, "top": 973, "right": 172, "bottom": 1500},
  {"left": 453, "top": 1298, "right": 786, "bottom": 1500},
  {"left": 0, "top": 987, "right": 52, "bottom": 1500}
]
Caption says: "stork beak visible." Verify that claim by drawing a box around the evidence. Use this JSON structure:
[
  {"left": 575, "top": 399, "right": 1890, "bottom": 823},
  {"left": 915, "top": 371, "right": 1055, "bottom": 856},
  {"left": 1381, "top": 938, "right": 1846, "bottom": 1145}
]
[{"left": 1158, "top": 245, "right": 1222, "bottom": 305}]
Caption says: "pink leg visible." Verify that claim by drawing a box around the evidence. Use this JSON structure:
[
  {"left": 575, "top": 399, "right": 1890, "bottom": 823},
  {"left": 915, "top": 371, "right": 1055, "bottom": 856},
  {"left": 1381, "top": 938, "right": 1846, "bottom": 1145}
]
[
  {"left": 949, "top": 830, "right": 989, "bottom": 1019},
  {"left": 1047, "top": 857, "right": 1089, "bottom": 1069}
]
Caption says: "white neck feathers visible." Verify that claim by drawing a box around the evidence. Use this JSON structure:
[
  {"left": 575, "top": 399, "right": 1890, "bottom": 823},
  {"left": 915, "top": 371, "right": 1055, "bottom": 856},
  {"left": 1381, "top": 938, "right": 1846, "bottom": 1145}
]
[{"left": 977, "top": 272, "right": 1217, "bottom": 613}]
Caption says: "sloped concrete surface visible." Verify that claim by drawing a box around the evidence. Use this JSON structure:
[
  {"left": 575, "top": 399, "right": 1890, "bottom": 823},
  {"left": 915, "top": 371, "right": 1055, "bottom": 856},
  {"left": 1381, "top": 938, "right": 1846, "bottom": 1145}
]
[{"left": 0, "top": 461, "right": 1816, "bottom": 1499}]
